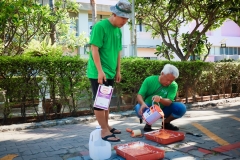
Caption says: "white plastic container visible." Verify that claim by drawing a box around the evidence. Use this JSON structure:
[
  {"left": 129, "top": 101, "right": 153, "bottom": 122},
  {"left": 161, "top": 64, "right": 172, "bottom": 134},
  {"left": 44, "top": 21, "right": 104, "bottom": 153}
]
[{"left": 89, "top": 126, "right": 112, "bottom": 160}]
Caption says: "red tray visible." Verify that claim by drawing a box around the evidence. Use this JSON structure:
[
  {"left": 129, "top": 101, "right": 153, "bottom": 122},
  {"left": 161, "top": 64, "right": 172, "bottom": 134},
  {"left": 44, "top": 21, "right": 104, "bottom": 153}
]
[
  {"left": 114, "top": 141, "right": 165, "bottom": 160},
  {"left": 144, "top": 129, "right": 185, "bottom": 145}
]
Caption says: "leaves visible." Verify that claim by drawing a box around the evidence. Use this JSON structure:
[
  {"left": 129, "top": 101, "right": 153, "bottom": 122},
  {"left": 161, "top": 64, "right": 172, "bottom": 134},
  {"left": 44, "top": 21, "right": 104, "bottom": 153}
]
[
  {"left": 135, "top": 0, "right": 238, "bottom": 61},
  {"left": 0, "top": 0, "right": 88, "bottom": 56},
  {"left": 22, "top": 38, "right": 63, "bottom": 57}
]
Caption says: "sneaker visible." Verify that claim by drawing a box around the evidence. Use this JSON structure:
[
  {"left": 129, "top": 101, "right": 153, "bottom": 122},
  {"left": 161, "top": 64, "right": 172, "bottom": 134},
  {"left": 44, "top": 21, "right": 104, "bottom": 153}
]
[
  {"left": 143, "top": 124, "right": 154, "bottom": 132},
  {"left": 162, "top": 123, "right": 179, "bottom": 131}
]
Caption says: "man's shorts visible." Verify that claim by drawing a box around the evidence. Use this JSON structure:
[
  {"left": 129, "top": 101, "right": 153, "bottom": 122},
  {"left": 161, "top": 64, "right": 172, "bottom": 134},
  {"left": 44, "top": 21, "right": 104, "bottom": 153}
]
[{"left": 89, "top": 78, "right": 114, "bottom": 110}]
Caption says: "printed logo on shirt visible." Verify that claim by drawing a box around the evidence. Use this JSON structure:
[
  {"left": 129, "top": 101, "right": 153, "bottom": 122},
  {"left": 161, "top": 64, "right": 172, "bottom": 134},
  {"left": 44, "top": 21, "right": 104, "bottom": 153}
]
[
  {"left": 161, "top": 90, "right": 168, "bottom": 96},
  {"left": 116, "top": 33, "right": 120, "bottom": 39}
]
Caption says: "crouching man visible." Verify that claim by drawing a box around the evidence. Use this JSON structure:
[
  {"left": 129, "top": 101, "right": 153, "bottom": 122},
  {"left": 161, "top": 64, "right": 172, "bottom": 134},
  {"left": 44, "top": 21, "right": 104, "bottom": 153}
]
[{"left": 135, "top": 64, "right": 186, "bottom": 131}]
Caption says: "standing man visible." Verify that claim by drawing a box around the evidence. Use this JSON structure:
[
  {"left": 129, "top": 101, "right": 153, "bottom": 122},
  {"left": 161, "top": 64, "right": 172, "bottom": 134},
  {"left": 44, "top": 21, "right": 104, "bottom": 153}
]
[
  {"left": 87, "top": 0, "right": 132, "bottom": 142},
  {"left": 135, "top": 64, "right": 187, "bottom": 131}
]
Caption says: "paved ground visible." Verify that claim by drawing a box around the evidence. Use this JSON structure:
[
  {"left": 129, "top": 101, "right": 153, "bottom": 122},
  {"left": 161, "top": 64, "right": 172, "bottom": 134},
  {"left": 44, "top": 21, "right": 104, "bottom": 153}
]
[{"left": 1, "top": 98, "right": 240, "bottom": 160}]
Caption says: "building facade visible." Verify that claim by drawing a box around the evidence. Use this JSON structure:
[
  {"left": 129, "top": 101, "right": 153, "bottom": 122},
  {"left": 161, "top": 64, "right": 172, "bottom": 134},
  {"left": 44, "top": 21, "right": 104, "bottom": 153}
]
[
  {"left": 77, "top": 0, "right": 240, "bottom": 61},
  {"left": 77, "top": 0, "right": 161, "bottom": 59}
]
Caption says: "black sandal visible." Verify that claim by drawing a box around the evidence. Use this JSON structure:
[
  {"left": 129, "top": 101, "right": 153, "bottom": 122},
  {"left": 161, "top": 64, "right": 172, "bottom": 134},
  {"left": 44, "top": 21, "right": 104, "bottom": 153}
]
[
  {"left": 110, "top": 128, "right": 121, "bottom": 134},
  {"left": 102, "top": 134, "right": 120, "bottom": 142}
]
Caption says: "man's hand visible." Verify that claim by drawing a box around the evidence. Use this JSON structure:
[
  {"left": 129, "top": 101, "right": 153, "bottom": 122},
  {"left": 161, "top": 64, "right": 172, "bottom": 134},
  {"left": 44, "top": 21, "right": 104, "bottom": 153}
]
[
  {"left": 115, "top": 72, "right": 121, "bottom": 83},
  {"left": 98, "top": 70, "right": 106, "bottom": 84},
  {"left": 152, "top": 95, "right": 162, "bottom": 103},
  {"left": 139, "top": 103, "right": 148, "bottom": 115}
]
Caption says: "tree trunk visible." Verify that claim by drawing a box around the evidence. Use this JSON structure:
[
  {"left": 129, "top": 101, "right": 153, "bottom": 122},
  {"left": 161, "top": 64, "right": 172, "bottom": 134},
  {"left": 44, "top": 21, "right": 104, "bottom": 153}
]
[
  {"left": 49, "top": 0, "right": 56, "bottom": 45},
  {"left": 90, "top": 0, "right": 97, "bottom": 25}
]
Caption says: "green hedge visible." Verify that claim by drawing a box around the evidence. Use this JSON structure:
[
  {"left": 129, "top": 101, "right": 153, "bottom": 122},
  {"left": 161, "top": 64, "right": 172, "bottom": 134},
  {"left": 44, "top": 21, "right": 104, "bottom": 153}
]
[
  {"left": 0, "top": 56, "right": 240, "bottom": 123},
  {"left": 116, "top": 58, "right": 213, "bottom": 104},
  {"left": 0, "top": 56, "right": 90, "bottom": 123}
]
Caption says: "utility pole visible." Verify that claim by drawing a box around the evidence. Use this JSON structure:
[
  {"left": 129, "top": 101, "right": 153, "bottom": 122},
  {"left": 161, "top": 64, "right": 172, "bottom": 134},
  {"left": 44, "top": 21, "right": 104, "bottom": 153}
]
[{"left": 131, "top": 0, "right": 137, "bottom": 57}]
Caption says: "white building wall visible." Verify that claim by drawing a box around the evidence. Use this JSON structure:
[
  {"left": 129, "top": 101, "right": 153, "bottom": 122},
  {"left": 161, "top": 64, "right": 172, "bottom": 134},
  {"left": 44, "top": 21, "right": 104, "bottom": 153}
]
[
  {"left": 137, "top": 48, "right": 156, "bottom": 57},
  {"left": 121, "top": 24, "right": 131, "bottom": 57},
  {"left": 211, "top": 28, "right": 222, "bottom": 37},
  {"left": 78, "top": 11, "right": 89, "bottom": 58},
  {"left": 137, "top": 32, "right": 161, "bottom": 47},
  {"left": 76, "top": 0, "right": 240, "bottom": 61},
  {"left": 208, "top": 36, "right": 240, "bottom": 47}
]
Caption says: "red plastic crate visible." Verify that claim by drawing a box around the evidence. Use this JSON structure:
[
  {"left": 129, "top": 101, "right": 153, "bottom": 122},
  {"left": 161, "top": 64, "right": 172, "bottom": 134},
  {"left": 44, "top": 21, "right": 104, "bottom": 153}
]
[
  {"left": 114, "top": 141, "right": 165, "bottom": 160},
  {"left": 144, "top": 129, "right": 185, "bottom": 145}
]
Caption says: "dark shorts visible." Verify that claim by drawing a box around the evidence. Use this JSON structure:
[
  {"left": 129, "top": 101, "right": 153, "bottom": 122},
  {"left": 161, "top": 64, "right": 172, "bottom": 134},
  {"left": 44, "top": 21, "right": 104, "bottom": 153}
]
[{"left": 89, "top": 78, "right": 114, "bottom": 110}]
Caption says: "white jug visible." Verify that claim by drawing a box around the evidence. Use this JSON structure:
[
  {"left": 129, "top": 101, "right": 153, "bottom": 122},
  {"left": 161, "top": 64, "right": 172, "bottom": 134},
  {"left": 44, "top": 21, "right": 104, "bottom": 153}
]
[{"left": 89, "top": 126, "right": 112, "bottom": 160}]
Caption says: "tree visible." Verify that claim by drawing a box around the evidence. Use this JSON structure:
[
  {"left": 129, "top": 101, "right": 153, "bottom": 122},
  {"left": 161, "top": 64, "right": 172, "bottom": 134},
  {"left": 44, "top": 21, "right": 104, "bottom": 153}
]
[
  {"left": 90, "top": 0, "right": 97, "bottom": 25},
  {"left": 0, "top": 0, "right": 88, "bottom": 56},
  {"left": 227, "top": 1, "right": 240, "bottom": 26},
  {"left": 49, "top": 0, "right": 56, "bottom": 45},
  {"left": 154, "top": 43, "right": 175, "bottom": 61},
  {"left": 181, "top": 31, "right": 212, "bottom": 61},
  {"left": 135, "top": 0, "right": 237, "bottom": 61},
  {"left": 0, "top": 0, "right": 53, "bottom": 55}
]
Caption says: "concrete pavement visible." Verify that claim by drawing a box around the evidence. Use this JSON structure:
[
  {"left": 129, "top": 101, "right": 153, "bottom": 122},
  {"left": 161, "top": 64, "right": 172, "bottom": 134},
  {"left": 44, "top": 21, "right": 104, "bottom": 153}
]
[{"left": 1, "top": 98, "right": 240, "bottom": 160}]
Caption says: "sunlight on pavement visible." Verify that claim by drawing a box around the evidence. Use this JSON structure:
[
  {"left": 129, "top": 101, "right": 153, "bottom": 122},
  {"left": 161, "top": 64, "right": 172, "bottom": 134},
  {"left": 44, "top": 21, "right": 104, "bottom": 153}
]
[{"left": 230, "top": 116, "right": 240, "bottom": 122}]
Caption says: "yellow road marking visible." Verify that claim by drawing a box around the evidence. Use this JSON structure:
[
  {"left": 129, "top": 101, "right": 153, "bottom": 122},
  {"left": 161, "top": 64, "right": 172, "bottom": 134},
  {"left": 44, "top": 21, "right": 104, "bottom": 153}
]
[
  {"left": 230, "top": 116, "right": 240, "bottom": 122},
  {"left": 192, "top": 123, "right": 229, "bottom": 146},
  {"left": 0, "top": 154, "right": 18, "bottom": 160}
]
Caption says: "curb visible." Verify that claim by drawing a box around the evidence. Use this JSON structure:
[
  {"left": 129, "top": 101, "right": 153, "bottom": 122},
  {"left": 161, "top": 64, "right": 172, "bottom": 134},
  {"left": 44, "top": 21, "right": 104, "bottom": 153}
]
[
  {"left": 1, "top": 97, "right": 240, "bottom": 132},
  {"left": 185, "top": 97, "right": 240, "bottom": 109},
  {"left": 0, "top": 110, "right": 135, "bottom": 132}
]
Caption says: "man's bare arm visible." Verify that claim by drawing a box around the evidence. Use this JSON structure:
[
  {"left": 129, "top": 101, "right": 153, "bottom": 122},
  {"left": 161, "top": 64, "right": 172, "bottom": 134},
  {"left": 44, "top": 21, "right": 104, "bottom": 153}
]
[{"left": 91, "top": 45, "right": 106, "bottom": 84}]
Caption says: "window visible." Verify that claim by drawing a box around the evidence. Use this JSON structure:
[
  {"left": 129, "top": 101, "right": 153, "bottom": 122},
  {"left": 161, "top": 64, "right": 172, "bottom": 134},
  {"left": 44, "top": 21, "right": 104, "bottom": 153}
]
[
  {"left": 89, "top": 14, "right": 110, "bottom": 21},
  {"left": 150, "top": 57, "right": 157, "bottom": 60},
  {"left": 143, "top": 57, "right": 157, "bottom": 60},
  {"left": 220, "top": 48, "right": 224, "bottom": 55},
  {"left": 70, "top": 19, "right": 78, "bottom": 36},
  {"left": 213, "top": 47, "right": 240, "bottom": 55},
  {"left": 88, "top": 22, "right": 93, "bottom": 36},
  {"left": 233, "top": 47, "right": 238, "bottom": 55},
  {"left": 228, "top": 47, "right": 233, "bottom": 55},
  {"left": 136, "top": 23, "right": 145, "bottom": 32},
  {"left": 136, "top": 25, "right": 141, "bottom": 32},
  {"left": 225, "top": 47, "right": 229, "bottom": 55},
  {"left": 209, "top": 47, "right": 215, "bottom": 55},
  {"left": 214, "top": 47, "right": 220, "bottom": 55}
]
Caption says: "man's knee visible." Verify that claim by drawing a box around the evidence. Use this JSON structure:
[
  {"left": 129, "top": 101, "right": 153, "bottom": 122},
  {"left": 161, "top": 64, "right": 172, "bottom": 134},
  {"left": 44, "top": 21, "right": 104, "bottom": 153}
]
[{"left": 171, "top": 102, "right": 187, "bottom": 118}]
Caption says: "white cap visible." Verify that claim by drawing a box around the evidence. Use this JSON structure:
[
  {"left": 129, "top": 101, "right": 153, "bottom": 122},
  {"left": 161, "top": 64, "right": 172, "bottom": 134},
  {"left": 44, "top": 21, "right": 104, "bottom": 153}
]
[{"left": 96, "top": 126, "right": 101, "bottom": 129}]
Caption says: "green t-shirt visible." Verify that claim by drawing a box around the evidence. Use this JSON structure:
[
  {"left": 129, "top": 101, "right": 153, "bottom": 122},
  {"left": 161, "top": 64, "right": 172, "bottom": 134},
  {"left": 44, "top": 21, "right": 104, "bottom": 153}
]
[
  {"left": 87, "top": 19, "right": 122, "bottom": 79},
  {"left": 138, "top": 75, "right": 178, "bottom": 108}
]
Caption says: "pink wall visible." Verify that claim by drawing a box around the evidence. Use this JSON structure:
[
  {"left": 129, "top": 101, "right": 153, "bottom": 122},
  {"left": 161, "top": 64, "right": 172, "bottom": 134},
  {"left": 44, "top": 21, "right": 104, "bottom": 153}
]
[
  {"left": 205, "top": 56, "right": 215, "bottom": 62},
  {"left": 221, "top": 20, "right": 240, "bottom": 37},
  {"left": 206, "top": 31, "right": 212, "bottom": 36},
  {"left": 188, "top": 20, "right": 240, "bottom": 37}
]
